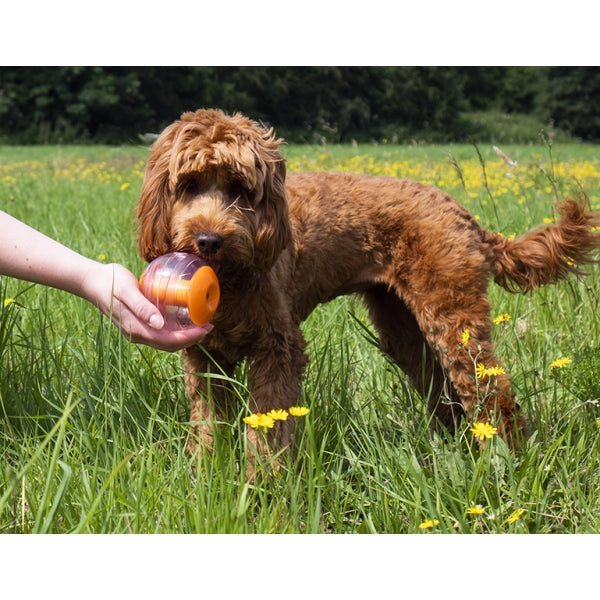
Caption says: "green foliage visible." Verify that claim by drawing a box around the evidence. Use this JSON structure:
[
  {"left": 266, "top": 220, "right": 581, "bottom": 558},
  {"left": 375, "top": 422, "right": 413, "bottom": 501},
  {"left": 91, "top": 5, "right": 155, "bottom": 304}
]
[
  {"left": 460, "top": 66, "right": 544, "bottom": 113},
  {"left": 554, "top": 344, "right": 600, "bottom": 404},
  {"left": 0, "top": 66, "right": 467, "bottom": 144},
  {"left": 0, "top": 67, "right": 152, "bottom": 143},
  {"left": 2, "top": 66, "right": 597, "bottom": 144},
  {"left": 536, "top": 67, "right": 600, "bottom": 140},
  {"left": 462, "top": 111, "right": 572, "bottom": 145},
  {"left": 258, "top": 66, "right": 467, "bottom": 143}
]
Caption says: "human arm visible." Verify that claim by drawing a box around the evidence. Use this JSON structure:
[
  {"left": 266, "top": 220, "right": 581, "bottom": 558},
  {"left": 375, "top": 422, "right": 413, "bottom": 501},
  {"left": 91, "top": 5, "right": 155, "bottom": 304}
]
[{"left": 0, "top": 211, "right": 210, "bottom": 351}]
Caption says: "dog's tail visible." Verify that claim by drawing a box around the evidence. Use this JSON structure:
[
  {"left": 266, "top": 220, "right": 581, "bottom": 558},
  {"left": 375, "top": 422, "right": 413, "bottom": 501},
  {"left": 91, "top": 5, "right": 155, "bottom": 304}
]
[{"left": 482, "top": 197, "right": 600, "bottom": 293}]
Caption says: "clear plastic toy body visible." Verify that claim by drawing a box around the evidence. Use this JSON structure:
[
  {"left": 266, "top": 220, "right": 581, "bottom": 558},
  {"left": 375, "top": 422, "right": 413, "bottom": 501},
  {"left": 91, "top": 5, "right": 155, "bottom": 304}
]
[{"left": 139, "top": 252, "right": 220, "bottom": 330}]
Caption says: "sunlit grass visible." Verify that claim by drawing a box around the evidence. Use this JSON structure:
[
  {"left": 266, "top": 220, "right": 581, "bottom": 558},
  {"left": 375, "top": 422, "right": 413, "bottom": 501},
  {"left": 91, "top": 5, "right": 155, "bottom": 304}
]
[{"left": 1, "top": 141, "right": 600, "bottom": 533}]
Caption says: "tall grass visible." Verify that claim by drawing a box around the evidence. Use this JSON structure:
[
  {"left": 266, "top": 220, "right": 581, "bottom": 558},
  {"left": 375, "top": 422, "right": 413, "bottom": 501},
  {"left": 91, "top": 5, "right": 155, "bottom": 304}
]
[{"left": 1, "top": 142, "right": 599, "bottom": 533}]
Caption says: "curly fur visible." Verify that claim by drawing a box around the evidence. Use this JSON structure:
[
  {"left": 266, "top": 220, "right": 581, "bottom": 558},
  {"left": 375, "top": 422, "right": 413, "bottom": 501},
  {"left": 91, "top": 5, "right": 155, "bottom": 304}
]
[{"left": 137, "top": 108, "right": 600, "bottom": 458}]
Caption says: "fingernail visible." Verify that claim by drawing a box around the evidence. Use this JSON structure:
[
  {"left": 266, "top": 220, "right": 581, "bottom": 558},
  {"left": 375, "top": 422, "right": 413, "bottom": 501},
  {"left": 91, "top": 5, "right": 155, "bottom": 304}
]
[{"left": 148, "top": 313, "right": 164, "bottom": 329}]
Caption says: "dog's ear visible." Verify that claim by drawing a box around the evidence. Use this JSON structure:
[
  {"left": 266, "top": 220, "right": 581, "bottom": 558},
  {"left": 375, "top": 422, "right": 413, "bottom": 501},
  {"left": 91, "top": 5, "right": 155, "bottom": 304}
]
[
  {"left": 253, "top": 155, "right": 292, "bottom": 271},
  {"left": 136, "top": 135, "right": 174, "bottom": 262}
]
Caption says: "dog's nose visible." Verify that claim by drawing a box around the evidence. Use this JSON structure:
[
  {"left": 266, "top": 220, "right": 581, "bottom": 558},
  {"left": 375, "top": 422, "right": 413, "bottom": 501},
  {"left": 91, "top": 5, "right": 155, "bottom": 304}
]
[{"left": 196, "top": 233, "right": 224, "bottom": 255}]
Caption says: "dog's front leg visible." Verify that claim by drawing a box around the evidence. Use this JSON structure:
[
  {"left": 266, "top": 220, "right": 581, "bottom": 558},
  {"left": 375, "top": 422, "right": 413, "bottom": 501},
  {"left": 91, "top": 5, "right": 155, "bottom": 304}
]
[
  {"left": 245, "top": 327, "right": 308, "bottom": 456},
  {"left": 183, "top": 345, "right": 238, "bottom": 456}
]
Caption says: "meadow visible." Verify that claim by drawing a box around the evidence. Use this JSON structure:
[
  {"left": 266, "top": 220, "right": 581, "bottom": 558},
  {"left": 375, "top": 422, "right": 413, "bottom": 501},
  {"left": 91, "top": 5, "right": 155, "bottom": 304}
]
[{"left": 1, "top": 140, "right": 600, "bottom": 534}]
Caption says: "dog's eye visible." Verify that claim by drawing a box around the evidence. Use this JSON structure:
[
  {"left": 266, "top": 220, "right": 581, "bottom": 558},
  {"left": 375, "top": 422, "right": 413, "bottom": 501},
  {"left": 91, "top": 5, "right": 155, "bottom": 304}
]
[
  {"left": 179, "top": 178, "right": 202, "bottom": 196},
  {"left": 228, "top": 182, "right": 246, "bottom": 198}
]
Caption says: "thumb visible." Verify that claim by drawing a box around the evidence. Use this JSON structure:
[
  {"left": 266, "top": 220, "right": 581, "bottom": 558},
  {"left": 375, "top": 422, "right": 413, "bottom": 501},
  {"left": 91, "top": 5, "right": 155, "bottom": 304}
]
[
  {"left": 135, "top": 295, "right": 165, "bottom": 330},
  {"left": 146, "top": 310, "right": 165, "bottom": 330},
  {"left": 110, "top": 264, "right": 165, "bottom": 329}
]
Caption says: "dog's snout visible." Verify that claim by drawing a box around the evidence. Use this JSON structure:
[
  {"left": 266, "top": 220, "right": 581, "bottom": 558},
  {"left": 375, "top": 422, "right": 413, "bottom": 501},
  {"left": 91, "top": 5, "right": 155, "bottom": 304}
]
[{"left": 196, "top": 233, "right": 224, "bottom": 256}]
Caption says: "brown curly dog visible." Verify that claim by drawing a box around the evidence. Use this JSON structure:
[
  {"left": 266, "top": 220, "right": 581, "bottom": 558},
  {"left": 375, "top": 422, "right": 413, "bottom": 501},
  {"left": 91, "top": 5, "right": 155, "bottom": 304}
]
[{"left": 136, "top": 108, "right": 600, "bottom": 458}]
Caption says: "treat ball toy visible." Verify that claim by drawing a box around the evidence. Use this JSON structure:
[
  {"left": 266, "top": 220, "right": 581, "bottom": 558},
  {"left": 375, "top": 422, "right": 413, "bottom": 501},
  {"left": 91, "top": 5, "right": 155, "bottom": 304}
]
[{"left": 139, "top": 252, "right": 220, "bottom": 329}]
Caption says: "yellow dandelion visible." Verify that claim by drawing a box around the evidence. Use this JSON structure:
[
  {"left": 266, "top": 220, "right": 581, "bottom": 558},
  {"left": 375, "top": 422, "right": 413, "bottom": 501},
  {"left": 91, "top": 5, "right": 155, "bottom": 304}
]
[
  {"left": 243, "top": 413, "right": 275, "bottom": 432},
  {"left": 484, "top": 366, "right": 506, "bottom": 377},
  {"left": 506, "top": 508, "right": 525, "bottom": 524},
  {"left": 551, "top": 357, "right": 572, "bottom": 369},
  {"left": 470, "top": 422, "right": 498, "bottom": 442},
  {"left": 243, "top": 414, "right": 260, "bottom": 429},
  {"left": 289, "top": 406, "right": 310, "bottom": 417},
  {"left": 461, "top": 329, "right": 471, "bottom": 345},
  {"left": 419, "top": 519, "right": 440, "bottom": 529},
  {"left": 267, "top": 409, "right": 289, "bottom": 422},
  {"left": 120, "top": 182, "right": 131, "bottom": 191},
  {"left": 476, "top": 363, "right": 506, "bottom": 379},
  {"left": 98, "top": 253, "right": 107, "bottom": 261},
  {"left": 493, "top": 313, "right": 512, "bottom": 325},
  {"left": 466, "top": 505, "right": 486, "bottom": 516},
  {"left": 3, "top": 297, "right": 16, "bottom": 307},
  {"left": 596, "top": 417, "right": 600, "bottom": 429}
]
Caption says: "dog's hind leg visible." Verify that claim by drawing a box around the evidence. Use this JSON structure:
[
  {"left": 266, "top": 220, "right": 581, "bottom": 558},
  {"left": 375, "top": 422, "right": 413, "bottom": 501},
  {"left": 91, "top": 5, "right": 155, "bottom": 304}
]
[
  {"left": 395, "top": 281, "right": 524, "bottom": 446},
  {"left": 363, "top": 285, "right": 464, "bottom": 431}
]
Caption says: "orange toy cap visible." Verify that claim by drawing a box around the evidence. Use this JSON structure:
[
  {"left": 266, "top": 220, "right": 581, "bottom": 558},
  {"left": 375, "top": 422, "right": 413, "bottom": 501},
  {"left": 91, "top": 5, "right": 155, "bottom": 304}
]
[{"left": 187, "top": 266, "right": 220, "bottom": 325}]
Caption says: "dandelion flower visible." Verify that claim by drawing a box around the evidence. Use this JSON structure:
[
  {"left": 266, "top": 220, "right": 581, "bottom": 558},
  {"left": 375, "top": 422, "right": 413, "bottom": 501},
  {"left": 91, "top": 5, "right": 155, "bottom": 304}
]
[
  {"left": 596, "top": 417, "right": 600, "bottom": 429},
  {"left": 243, "top": 414, "right": 260, "bottom": 429},
  {"left": 484, "top": 366, "right": 506, "bottom": 377},
  {"left": 461, "top": 329, "right": 471, "bottom": 345},
  {"left": 470, "top": 422, "right": 498, "bottom": 441},
  {"left": 289, "top": 406, "right": 310, "bottom": 417},
  {"left": 120, "top": 182, "right": 131, "bottom": 191},
  {"left": 551, "top": 357, "right": 572, "bottom": 370},
  {"left": 493, "top": 313, "right": 512, "bottom": 325},
  {"left": 506, "top": 508, "right": 525, "bottom": 524},
  {"left": 267, "top": 409, "right": 289, "bottom": 421},
  {"left": 98, "top": 253, "right": 107, "bottom": 262},
  {"left": 476, "top": 363, "right": 506, "bottom": 379},
  {"left": 243, "top": 413, "right": 275, "bottom": 432},
  {"left": 3, "top": 298, "right": 15, "bottom": 307},
  {"left": 466, "top": 505, "right": 486, "bottom": 516},
  {"left": 419, "top": 519, "right": 440, "bottom": 529}
]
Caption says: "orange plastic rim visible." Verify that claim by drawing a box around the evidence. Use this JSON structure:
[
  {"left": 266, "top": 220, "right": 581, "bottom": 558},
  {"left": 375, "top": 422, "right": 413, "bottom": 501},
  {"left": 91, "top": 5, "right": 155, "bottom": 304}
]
[{"left": 188, "top": 266, "right": 220, "bottom": 325}]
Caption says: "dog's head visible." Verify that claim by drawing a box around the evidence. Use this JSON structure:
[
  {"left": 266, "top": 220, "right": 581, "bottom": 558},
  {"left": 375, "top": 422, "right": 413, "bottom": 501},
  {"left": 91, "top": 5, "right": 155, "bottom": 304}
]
[{"left": 136, "top": 109, "right": 291, "bottom": 274}]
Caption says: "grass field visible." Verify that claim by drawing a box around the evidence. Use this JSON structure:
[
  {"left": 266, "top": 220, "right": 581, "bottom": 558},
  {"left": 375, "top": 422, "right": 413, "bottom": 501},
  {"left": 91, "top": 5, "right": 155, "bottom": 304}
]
[{"left": 1, "top": 140, "right": 600, "bottom": 534}]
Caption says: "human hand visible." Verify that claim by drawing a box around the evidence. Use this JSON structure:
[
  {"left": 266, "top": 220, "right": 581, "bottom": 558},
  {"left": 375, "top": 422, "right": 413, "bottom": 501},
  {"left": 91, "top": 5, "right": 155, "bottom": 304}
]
[{"left": 80, "top": 262, "right": 212, "bottom": 351}]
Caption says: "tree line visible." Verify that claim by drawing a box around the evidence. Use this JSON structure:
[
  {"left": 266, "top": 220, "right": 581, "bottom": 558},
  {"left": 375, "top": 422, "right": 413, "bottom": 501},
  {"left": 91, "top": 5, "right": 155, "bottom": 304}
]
[{"left": 0, "top": 66, "right": 598, "bottom": 144}]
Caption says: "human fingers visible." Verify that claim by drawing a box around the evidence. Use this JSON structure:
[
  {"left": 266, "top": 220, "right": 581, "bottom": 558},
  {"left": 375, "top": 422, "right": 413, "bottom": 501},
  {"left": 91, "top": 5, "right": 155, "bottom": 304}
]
[
  {"left": 108, "top": 264, "right": 166, "bottom": 329},
  {"left": 126, "top": 322, "right": 213, "bottom": 352}
]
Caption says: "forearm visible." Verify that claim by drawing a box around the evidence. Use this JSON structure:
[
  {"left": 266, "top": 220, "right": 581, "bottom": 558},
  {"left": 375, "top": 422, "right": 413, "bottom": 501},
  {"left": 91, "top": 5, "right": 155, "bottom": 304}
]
[{"left": 0, "top": 211, "right": 97, "bottom": 300}]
